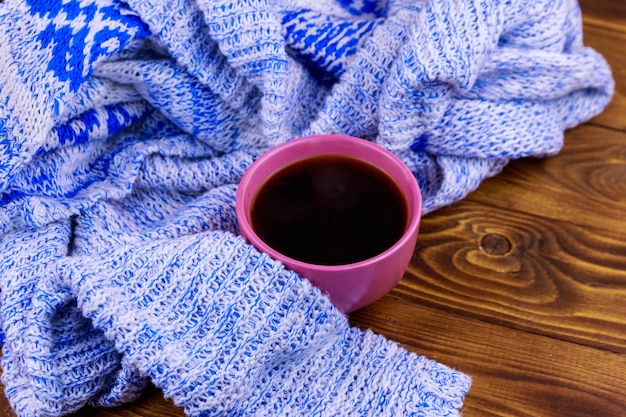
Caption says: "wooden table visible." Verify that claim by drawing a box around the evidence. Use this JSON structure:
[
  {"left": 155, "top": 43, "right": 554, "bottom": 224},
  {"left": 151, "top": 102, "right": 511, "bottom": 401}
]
[{"left": 2, "top": 1, "right": 625, "bottom": 416}]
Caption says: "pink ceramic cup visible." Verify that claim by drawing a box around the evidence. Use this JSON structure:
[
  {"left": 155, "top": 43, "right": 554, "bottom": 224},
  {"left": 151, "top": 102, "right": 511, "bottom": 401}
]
[{"left": 236, "top": 134, "right": 422, "bottom": 313}]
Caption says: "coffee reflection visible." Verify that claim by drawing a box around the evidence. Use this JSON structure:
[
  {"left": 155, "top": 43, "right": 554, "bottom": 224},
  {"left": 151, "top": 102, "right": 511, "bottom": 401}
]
[{"left": 251, "top": 155, "right": 407, "bottom": 266}]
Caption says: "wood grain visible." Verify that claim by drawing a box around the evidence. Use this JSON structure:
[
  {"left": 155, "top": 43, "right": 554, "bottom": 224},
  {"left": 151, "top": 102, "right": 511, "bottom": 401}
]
[
  {"left": 583, "top": 24, "right": 626, "bottom": 131},
  {"left": 580, "top": 0, "right": 626, "bottom": 33},
  {"left": 393, "top": 200, "right": 626, "bottom": 352},
  {"left": 466, "top": 124, "right": 626, "bottom": 233},
  {"left": 351, "top": 297, "right": 626, "bottom": 417}
]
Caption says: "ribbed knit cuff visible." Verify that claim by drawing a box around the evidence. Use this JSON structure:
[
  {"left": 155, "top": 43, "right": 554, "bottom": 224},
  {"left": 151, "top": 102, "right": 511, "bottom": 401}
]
[
  {"left": 67, "top": 231, "right": 470, "bottom": 416},
  {"left": 224, "top": 327, "right": 471, "bottom": 417},
  {"left": 299, "top": 329, "right": 471, "bottom": 416}
]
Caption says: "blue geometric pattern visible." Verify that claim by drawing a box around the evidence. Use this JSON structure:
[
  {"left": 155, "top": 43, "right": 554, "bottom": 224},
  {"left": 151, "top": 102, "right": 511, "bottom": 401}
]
[
  {"left": 0, "top": 0, "right": 614, "bottom": 416},
  {"left": 336, "top": 0, "right": 384, "bottom": 16},
  {"left": 283, "top": 9, "right": 382, "bottom": 79},
  {"left": 28, "top": 0, "right": 149, "bottom": 91}
]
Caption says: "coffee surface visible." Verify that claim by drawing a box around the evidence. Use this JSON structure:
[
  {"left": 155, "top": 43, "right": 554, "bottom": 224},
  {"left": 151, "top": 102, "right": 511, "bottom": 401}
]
[{"left": 251, "top": 155, "right": 407, "bottom": 265}]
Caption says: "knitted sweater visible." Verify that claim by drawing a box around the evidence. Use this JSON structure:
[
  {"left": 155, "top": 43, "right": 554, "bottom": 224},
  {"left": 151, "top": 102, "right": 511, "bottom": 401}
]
[{"left": 0, "top": 0, "right": 613, "bottom": 416}]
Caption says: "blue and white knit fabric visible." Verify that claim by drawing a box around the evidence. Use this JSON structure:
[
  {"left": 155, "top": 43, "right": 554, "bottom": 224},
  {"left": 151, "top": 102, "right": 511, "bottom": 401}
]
[{"left": 0, "top": 0, "right": 613, "bottom": 416}]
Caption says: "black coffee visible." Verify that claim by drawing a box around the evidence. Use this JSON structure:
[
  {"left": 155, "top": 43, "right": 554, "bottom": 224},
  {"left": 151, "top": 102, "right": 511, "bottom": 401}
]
[{"left": 251, "top": 155, "right": 407, "bottom": 265}]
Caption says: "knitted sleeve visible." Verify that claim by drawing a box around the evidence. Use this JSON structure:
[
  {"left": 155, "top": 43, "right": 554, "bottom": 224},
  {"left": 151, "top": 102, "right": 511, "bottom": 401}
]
[{"left": 60, "top": 229, "right": 471, "bottom": 416}]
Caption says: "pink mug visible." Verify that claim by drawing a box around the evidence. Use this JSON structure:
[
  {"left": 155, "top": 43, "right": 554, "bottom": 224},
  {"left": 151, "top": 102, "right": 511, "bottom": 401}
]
[{"left": 236, "top": 134, "right": 422, "bottom": 313}]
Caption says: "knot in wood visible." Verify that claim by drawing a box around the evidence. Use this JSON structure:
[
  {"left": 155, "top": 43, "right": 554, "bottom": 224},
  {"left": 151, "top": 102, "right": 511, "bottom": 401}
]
[{"left": 480, "top": 233, "right": 512, "bottom": 256}]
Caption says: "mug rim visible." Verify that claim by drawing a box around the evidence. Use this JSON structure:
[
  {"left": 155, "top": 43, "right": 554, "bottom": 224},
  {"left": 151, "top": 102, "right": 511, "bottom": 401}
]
[{"left": 236, "top": 134, "right": 423, "bottom": 272}]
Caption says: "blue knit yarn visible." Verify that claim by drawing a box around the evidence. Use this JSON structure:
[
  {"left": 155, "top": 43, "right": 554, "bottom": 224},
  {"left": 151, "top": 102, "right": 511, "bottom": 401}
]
[{"left": 0, "top": 0, "right": 613, "bottom": 416}]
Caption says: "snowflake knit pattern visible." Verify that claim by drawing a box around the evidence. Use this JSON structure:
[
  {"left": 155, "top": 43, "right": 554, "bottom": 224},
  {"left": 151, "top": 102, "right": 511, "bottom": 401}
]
[{"left": 0, "top": 0, "right": 613, "bottom": 416}]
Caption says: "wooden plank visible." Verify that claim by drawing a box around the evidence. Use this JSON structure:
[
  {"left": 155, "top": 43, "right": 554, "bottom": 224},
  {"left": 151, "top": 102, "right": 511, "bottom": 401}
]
[
  {"left": 466, "top": 124, "right": 626, "bottom": 233},
  {"left": 350, "top": 297, "right": 626, "bottom": 417},
  {"left": 393, "top": 199, "right": 626, "bottom": 353},
  {"left": 580, "top": 0, "right": 626, "bottom": 34},
  {"left": 0, "top": 385, "right": 14, "bottom": 417},
  {"left": 583, "top": 23, "right": 626, "bottom": 131}
]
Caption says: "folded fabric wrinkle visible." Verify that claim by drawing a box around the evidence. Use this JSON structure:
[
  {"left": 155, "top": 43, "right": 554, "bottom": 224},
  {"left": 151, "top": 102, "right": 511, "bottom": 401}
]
[{"left": 0, "top": 0, "right": 613, "bottom": 416}]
